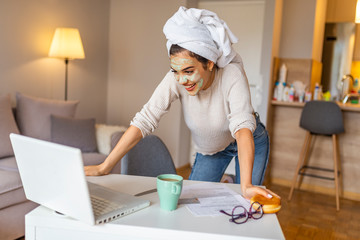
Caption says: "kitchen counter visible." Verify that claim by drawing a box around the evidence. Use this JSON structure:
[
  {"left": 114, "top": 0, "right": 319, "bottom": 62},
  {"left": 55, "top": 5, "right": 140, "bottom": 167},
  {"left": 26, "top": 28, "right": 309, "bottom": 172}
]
[
  {"left": 268, "top": 101, "right": 360, "bottom": 201},
  {"left": 337, "top": 102, "right": 360, "bottom": 112},
  {"left": 271, "top": 100, "right": 360, "bottom": 112}
]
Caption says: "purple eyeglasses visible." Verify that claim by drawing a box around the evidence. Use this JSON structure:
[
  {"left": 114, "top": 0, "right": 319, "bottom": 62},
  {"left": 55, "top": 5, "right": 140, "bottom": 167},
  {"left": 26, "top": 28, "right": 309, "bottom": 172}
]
[{"left": 220, "top": 202, "right": 264, "bottom": 224}]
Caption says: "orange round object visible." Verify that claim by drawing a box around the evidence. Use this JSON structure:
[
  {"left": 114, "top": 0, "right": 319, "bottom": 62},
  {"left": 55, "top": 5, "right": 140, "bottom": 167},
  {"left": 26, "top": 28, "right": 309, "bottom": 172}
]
[{"left": 250, "top": 195, "right": 281, "bottom": 214}]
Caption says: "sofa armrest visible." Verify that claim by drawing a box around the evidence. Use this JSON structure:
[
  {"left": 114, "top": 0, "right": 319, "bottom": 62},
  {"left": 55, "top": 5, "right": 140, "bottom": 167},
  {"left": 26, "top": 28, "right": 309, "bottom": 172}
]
[{"left": 95, "top": 124, "right": 127, "bottom": 155}]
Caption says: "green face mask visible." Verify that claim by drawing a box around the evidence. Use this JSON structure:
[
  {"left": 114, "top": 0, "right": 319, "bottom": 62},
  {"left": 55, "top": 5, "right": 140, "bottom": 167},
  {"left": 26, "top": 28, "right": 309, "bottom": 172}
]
[{"left": 170, "top": 57, "right": 205, "bottom": 96}]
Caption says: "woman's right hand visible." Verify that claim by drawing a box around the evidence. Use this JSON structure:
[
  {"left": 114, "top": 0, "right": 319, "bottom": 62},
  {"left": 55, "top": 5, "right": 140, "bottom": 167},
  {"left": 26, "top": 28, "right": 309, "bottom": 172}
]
[
  {"left": 84, "top": 126, "right": 143, "bottom": 176},
  {"left": 84, "top": 164, "right": 108, "bottom": 176}
]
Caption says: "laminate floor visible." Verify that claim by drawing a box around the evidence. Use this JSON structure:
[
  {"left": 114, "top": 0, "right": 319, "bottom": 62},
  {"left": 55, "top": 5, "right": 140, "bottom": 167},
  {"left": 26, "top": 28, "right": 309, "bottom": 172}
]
[{"left": 176, "top": 165, "right": 360, "bottom": 240}]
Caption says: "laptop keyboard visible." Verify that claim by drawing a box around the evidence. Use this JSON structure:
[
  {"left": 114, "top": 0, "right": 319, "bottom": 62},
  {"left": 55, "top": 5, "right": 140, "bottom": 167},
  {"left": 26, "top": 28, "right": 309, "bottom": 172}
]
[{"left": 91, "top": 195, "right": 123, "bottom": 216}]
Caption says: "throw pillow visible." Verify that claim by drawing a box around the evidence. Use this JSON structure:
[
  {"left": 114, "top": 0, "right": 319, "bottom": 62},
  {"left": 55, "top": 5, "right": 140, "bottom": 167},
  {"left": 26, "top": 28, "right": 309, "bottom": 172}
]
[
  {"left": 51, "top": 115, "right": 97, "bottom": 153},
  {"left": 95, "top": 124, "right": 127, "bottom": 155},
  {"left": 0, "top": 95, "right": 20, "bottom": 158},
  {"left": 16, "top": 92, "right": 79, "bottom": 141}
]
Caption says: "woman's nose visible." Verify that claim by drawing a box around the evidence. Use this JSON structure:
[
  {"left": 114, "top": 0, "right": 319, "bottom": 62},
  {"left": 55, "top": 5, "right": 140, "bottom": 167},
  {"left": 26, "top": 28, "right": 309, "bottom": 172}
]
[{"left": 178, "top": 75, "right": 187, "bottom": 84}]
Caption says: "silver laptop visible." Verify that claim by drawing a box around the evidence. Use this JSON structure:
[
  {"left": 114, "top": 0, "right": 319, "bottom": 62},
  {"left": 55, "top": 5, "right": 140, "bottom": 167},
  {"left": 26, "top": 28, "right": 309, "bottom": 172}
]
[{"left": 10, "top": 133, "right": 150, "bottom": 225}]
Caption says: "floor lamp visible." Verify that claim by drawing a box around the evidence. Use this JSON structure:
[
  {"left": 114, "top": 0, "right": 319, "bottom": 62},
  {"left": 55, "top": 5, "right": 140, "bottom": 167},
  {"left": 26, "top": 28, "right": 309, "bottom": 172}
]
[{"left": 49, "top": 28, "right": 85, "bottom": 101}]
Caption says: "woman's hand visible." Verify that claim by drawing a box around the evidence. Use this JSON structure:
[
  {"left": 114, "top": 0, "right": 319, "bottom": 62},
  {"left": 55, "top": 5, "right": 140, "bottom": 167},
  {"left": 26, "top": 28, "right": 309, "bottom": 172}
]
[
  {"left": 84, "top": 163, "right": 109, "bottom": 176},
  {"left": 242, "top": 184, "right": 280, "bottom": 200},
  {"left": 84, "top": 126, "right": 143, "bottom": 177}
]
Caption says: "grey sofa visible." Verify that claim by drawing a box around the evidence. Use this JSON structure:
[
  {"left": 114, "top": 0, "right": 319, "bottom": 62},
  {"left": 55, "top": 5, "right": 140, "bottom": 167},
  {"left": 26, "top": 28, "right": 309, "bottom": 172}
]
[{"left": 0, "top": 93, "right": 123, "bottom": 240}]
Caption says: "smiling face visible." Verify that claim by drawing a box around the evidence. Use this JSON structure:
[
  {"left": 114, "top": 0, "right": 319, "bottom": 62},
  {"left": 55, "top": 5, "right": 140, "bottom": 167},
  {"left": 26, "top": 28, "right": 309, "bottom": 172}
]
[{"left": 170, "top": 51, "right": 214, "bottom": 96}]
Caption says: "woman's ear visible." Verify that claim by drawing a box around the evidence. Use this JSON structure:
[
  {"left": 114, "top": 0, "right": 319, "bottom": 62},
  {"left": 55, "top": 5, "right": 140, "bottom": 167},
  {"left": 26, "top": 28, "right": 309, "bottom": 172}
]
[{"left": 208, "top": 61, "right": 215, "bottom": 72}]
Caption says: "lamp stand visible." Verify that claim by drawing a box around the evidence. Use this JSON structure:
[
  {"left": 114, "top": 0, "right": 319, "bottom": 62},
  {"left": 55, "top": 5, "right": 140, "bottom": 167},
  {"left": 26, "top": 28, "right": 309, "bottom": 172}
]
[{"left": 64, "top": 58, "right": 69, "bottom": 101}]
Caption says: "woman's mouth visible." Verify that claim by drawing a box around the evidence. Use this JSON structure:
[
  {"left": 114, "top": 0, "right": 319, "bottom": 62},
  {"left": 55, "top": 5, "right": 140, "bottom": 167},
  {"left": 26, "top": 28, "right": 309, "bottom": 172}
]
[{"left": 185, "top": 83, "right": 196, "bottom": 91}]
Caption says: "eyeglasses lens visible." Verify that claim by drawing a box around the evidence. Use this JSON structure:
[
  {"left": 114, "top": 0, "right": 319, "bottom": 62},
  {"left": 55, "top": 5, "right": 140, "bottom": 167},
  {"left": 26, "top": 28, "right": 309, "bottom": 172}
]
[
  {"left": 250, "top": 202, "right": 263, "bottom": 219},
  {"left": 232, "top": 206, "right": 248, "bottom": 224}
]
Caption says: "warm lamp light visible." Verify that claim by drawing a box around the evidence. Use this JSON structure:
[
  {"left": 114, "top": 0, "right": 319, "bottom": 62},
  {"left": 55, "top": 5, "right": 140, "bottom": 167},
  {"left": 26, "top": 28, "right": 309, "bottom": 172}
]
[
  {"left": 49, "top": 28, "right": 85, "bottom": 59},
  {"left": 49, "top": 28, "right": 85, "bottom": 100},
  {"left": 356, "top": 0, "right": 360, "bottom": 23}
]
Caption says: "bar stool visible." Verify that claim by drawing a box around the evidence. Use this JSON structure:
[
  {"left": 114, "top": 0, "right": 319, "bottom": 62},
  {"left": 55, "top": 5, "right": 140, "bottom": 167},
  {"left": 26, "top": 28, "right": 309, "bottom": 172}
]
[{"left": 288, "top": 101, "right": 344, "bottom": 211}]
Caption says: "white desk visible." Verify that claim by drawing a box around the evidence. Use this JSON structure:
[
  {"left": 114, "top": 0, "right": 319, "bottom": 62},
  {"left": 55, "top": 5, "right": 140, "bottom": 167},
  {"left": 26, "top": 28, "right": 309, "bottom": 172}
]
[{"left": 25, "top": 174, "right": 285, "bottom": 240}]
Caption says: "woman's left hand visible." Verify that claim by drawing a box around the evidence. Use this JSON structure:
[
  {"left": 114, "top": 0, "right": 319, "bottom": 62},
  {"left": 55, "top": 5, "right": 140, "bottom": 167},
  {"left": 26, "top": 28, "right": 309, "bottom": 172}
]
[{"left": 242, "top": 184, "right": 280, "bottom": 200}]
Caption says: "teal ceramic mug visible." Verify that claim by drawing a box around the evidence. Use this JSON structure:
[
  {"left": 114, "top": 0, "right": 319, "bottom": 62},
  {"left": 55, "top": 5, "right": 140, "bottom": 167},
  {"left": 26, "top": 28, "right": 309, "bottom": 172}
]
[{"left": 157, "top": 174, "right": 183, "bottom": 211}]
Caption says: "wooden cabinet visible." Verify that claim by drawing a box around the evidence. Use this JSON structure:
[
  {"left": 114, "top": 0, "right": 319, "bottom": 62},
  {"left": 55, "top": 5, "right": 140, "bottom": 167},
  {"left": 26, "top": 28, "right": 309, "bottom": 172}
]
[
  {"left": 326, "top": 0, "right": 357, "bottom": 23},
  {"left": 353, "top": 24, "right": 360, "bottom": 60}
]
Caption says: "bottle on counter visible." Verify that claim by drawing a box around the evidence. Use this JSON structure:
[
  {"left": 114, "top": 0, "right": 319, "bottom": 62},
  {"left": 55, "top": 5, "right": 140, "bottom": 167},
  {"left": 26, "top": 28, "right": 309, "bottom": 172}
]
[
  {"left": 298, "top": 91, "right": 305, "bottom": 102},
  {"left": 282, "top": 85, "right": 290, "bottom": 102},
  {"left": 278, "top": 82, "right": 286, "bottom": 101},
  {"left": 289, "top": 84, "right": 295, "bottom": 102},
  {"left": 273, "top": 82, "right": 279, "bottom": 100},
  {"left": 353, "top": 78, "right": 359, "bottom": 93},
  {"left": 278, "top": 63, "right": 288, "bottom": 84},
  {"left": 305, "top": 91, "right": 312, "bottom": 102},
  {"left": 313, "top": 83, "right": 320, "bottom": 100},
  {"left": 323, "top": 91, "right": 331, "bottom": 101}
]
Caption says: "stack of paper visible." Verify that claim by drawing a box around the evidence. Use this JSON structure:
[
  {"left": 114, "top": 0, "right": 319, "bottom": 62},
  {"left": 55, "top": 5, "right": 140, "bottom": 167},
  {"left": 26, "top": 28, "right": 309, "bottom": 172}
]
[{"left": 180, "top": 182, "right": 251, "bottom": 217}]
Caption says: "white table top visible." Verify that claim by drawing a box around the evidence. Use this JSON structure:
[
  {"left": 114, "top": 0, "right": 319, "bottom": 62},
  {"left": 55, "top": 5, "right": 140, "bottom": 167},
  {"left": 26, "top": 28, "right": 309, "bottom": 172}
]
[{"left": 26, "top": 174, "right": 285, "bottom": 240}]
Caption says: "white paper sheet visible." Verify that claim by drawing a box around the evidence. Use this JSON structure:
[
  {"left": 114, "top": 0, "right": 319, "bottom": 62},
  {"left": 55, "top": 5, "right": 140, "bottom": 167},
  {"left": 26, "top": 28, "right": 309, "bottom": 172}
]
[{"left": 180, "top": 182, "right": 251, "bottom": 217}]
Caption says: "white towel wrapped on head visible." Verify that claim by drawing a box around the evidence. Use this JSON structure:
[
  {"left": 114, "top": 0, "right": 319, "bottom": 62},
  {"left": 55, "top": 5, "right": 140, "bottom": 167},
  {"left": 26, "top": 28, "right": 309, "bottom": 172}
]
[{"left": 163, "top": 6, "right": 239, "bottom": 68}]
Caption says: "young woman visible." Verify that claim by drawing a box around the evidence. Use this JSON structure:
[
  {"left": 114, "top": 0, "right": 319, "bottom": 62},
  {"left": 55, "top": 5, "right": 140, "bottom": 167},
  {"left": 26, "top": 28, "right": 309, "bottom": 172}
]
[{"left": 85, "top": 7, "right": 279, "bottom": 200}]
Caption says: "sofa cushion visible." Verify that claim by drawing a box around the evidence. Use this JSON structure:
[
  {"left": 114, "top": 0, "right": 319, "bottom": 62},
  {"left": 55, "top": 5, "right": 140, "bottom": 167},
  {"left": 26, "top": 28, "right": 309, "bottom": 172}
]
[
  {"left": 0, "top": 156, "right": 18, "bottom": 172},
  {"left": 0, "top": 201, "right": 38, "bottom": 240},
  {"left": 0, "top": 95, "right": 20, "bottom": 158},
  {"left": 0, "top": 154, "right": 109, "bottom": 172},
  {"left": 16, "top": 92, "right": 78, "bottom": 141},
  {"left": 51, "top": 115, "right": 97, "bottom": 152},
  {"left": 0, "top": 170, "right": 27, "bottom": 210}
]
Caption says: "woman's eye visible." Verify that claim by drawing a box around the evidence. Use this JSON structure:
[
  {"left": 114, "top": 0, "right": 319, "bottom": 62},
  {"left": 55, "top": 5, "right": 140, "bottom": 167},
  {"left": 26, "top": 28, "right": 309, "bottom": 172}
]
[
  {"left": 171, "top": 69, "right": 178, "bottom": 74},
  {"left": 185, "top": 71, "right": 193, "bottom": 74}
]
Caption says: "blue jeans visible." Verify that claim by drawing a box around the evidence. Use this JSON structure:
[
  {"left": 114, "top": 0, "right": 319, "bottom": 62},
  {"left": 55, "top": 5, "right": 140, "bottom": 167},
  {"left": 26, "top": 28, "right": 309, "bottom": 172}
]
[{"left": 189, "top": 113, "right": 270, "bottom": 185}]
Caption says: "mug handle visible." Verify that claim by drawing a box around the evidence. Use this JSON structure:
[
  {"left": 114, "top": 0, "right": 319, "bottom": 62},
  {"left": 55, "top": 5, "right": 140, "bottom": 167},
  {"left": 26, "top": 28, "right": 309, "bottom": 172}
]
[{"left": 172, "top": 184, "right": 180, "bottom": 194}]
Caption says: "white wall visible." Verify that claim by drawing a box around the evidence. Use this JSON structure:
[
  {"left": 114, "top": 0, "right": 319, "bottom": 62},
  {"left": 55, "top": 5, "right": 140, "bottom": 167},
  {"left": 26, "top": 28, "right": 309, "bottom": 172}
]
[
  {"left": 106, "top": 0, "right": 189, "bottom": 167},
  {"left": 279, "top": 0, "right": 316, "bottom": 59},
  {"left": 278, "top": 0, "right": 326, "bottom": 61},
  {"left": 0, "top": 0, "right": 110, "bottom": 122},
  {"left": 198, "top": 0, "right": 265, "bottom": 114}
]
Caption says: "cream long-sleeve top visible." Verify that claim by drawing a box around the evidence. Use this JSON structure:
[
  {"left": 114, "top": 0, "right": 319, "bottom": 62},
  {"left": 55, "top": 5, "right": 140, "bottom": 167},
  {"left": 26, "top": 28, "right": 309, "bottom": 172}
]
[{"left": 131, "top": 63, "right": 255, "bottom": 155}]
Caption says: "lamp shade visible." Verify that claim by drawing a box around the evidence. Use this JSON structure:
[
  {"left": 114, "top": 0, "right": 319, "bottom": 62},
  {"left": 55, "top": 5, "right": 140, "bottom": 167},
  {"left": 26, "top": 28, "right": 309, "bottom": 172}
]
[{"left": 49, "top": 28, "right": 85, "bottom": 59}]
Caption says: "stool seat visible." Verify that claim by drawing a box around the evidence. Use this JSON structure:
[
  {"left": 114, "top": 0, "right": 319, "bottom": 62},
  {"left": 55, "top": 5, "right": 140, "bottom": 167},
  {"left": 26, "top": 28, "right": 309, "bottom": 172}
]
[
  {"left": 288, "top": 101, "right": 344, "bottom": 211},
  {"left": 299, "top": 101, "right": 344, "bottom": 135}
]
